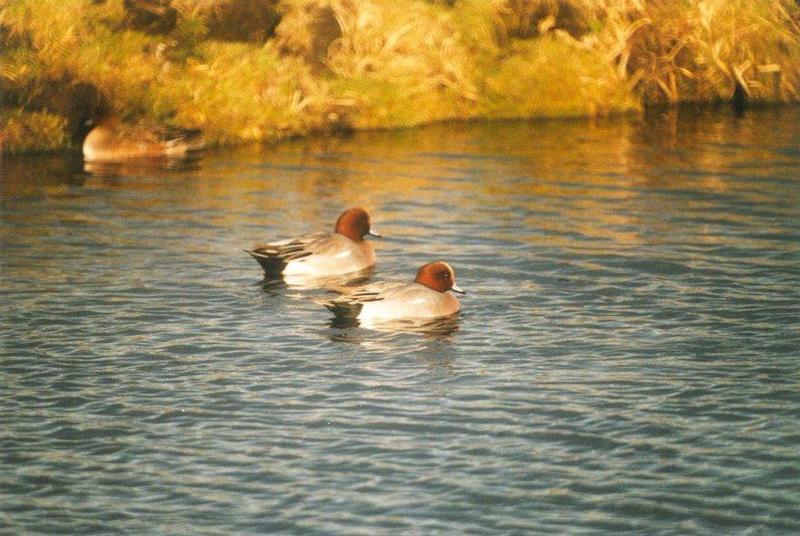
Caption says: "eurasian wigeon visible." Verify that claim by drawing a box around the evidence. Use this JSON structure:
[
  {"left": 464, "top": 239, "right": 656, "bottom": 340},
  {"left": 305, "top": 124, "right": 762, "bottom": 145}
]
[
  {"left": 319, "top": 261, "right": 465, "bottom": 323},
  {"left": 82, "top": 116, "right": 204, "bottom": 162},
  {"left": 246, "top": 208, "right": 380, "bottom": 279}
]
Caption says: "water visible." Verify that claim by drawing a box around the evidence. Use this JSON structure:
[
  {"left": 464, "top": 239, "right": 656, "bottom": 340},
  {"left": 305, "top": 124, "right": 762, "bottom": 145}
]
[{"left": 1, "top": 109, "right": 799, "bottom": 534}]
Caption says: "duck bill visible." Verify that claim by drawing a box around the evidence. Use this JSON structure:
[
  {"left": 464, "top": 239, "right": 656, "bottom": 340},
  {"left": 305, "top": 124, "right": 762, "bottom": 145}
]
[
  {"left": 367, "top": 229, "right": 382, "bottom": 238},
  {"left": 450, "top": 283, "right": 466, "bottom": 295}
]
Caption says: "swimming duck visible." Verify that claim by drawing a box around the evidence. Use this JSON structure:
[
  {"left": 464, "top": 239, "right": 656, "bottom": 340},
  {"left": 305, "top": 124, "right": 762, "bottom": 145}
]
[
  {"left": 319, "top": 261, "right": 465, "bottom": 323},
  {"left": 247, "top": 207, "right": 379, "bottom": 279},
  {"left": 82, "top": 116, "right": 204, "bottom": 162}
]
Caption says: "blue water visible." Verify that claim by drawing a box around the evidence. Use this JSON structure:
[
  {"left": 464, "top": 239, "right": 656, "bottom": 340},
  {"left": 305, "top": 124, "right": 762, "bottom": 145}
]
[{"left": 1, "top": 109, "right": 799, "bottom": 534}]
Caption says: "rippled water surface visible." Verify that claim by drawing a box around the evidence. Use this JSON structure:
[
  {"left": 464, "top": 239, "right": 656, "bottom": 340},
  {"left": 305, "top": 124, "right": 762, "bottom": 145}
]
[{"left": 2, "top": 109, "right": 799, "bottom": 534}]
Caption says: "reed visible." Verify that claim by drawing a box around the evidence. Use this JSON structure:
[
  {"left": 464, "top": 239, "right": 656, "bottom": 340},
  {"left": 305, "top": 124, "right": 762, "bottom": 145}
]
[{"left": 623, "top": 0, "right": 800, "bottom": 104}]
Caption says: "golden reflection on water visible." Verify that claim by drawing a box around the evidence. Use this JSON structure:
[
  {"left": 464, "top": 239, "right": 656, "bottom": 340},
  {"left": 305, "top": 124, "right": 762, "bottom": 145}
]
[{"left": 2, "top": 110, "right": 797, "bottom": 254}]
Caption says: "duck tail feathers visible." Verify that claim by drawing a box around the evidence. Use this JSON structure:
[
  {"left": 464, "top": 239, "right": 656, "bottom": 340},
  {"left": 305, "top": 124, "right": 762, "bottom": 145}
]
[
  {"left": 316, "top": 299, "right": 363, "bottom": 319},
  {"left": 246, "top": 249, "right": 286, "bottom": 276},
  {"left": 164, "top": 127, "right": 205, "bottom": 155}
]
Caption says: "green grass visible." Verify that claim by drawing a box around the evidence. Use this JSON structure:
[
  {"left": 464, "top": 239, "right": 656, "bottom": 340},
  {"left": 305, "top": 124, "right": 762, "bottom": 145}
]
[{"left": 479, "top": 36, "right": 639, "bottom": 118}]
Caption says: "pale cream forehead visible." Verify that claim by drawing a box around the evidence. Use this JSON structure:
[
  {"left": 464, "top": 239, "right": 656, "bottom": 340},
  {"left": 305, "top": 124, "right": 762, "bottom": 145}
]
[{"left": 441, "top": 262, "right": 455, "bottom": 277}]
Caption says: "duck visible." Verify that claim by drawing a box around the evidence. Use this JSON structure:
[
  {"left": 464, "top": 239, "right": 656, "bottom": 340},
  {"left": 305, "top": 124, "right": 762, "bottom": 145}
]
[
  {"left": 82, "top": 116, "right": 204, "bottom": 162},
  {"left": 246, "top": 207, "right": 380, "bottom": 279},
  {"left": 319, "top": 261, "right": 465, "bottom": 323}
]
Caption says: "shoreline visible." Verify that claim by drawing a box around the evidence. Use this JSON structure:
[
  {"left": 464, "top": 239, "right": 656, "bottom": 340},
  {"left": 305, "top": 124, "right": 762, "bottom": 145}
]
[
  {"left": 2, "top": 0, "right": 798, "bottom": 155},
  {"left": 3, "top": 101, "right": 797, "bottom": 158}
]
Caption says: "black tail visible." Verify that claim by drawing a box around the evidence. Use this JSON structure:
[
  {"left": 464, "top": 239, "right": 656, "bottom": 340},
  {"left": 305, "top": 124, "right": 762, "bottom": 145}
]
[
  {"left": 246, "top": 250, "right": 286, "bottom": 277},
  {"left": 318, "top": 299, "right": 363, "bottom": 320}
]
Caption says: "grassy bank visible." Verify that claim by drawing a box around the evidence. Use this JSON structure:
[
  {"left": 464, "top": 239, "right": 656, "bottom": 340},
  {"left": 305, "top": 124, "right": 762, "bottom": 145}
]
[{"left": 2, "top": 0, "right": 799, "bottom": 153}]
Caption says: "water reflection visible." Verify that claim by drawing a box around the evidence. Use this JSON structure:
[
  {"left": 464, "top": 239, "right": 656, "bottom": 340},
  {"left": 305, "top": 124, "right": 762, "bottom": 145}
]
[
  {"left": 4, "top": 110, "right": 797, "bottom": 250},
  {"left": 82, "top": 156, "right": 204, "bottom": 177},
  {"left": 329, "top": 313, "right": 460, "bottom": 335},
  {"left": 257, "top": 267, "right": 375, "bottom": 293},
  {"left": 0, "top": 153, "right": 86, "bottom": 198},
  {"left": 326, "top": 314, "right": 460, "bottom": 351}
]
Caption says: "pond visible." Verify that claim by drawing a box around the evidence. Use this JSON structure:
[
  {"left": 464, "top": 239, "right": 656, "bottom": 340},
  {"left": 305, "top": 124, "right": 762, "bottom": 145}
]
[{"left": 1, "top": 109, "right": 799, "bottom": 534}]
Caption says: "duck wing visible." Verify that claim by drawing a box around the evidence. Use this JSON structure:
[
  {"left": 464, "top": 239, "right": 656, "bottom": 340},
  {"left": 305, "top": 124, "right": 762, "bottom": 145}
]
[
  {"left": 161, "top": 126, "right": 204, "bottom": 153},
  {"left": 247, "top": 232, "right": 333, "bottom": 275},
  {"left": 318, "top": 282, "right": 405, "bottom": 318}
]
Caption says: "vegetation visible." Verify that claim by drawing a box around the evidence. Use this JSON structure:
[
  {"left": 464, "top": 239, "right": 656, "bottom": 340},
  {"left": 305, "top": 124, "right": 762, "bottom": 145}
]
[{"left": 2, "top": 0, "right": 799, "bottom": 153}]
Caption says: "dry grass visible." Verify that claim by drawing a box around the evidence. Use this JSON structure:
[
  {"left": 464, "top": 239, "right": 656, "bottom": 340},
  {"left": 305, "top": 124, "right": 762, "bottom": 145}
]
[
  {"left": 0, "top": 110, "right": 67, "bottom": 153},
  {"left": 295, "top": 0, "right": 482, "bottom": 127},
  {"left": 621, "top": 0, "right": 800, "bottom": 104}
]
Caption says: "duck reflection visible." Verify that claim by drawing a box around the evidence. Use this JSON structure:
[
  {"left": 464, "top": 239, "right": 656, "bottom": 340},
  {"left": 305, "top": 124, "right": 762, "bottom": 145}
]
[
  {"left": 83, "top": 155, "right": 203, "bottom": 177},
  {"left": 328, "top": 314, "right": 460, "bottom": 338},
  {"left": 258, "top": 266, "right": 374, "bottom": 294}
]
